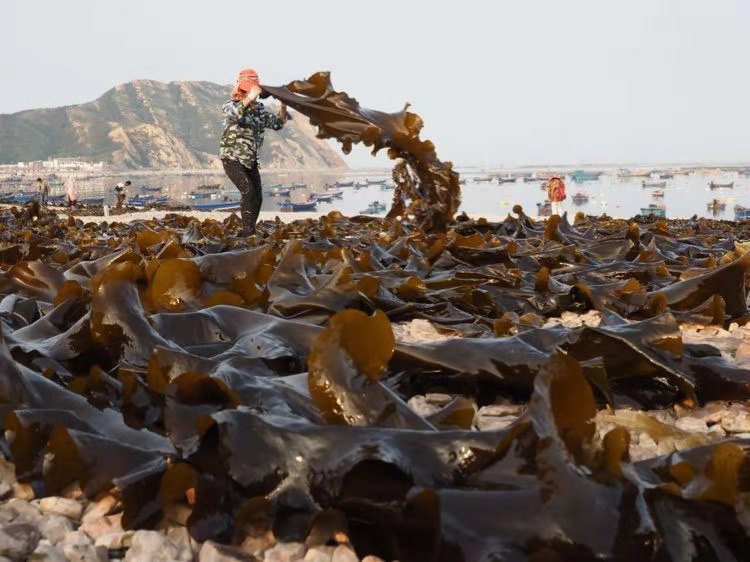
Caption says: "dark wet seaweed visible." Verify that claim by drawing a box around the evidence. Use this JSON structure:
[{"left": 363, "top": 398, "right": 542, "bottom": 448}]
[{"left": 0, "top": 180, "right": 748, "bottom": 559}]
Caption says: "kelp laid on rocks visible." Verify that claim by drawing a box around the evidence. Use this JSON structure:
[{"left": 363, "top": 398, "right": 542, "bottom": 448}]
[{"left": 0, "top": 205, "right": 748, "bottom": 560}]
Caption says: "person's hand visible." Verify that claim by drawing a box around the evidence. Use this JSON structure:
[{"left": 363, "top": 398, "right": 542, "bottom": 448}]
[
  {"left": 245, "top": 85, "right": 262, "bottom": 102},
  {"left": 279, "top": 103, "right": 288, "bottom": 119}
]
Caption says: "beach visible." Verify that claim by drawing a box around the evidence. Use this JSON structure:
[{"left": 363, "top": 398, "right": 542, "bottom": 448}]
[{"left": 0, "top": 203, "right": 746, "bottom": 560}]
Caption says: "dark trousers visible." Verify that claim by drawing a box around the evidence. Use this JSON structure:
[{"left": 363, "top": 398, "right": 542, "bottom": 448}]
[{"left": 222, "top": 159, "right": 262, "bottom": 234}]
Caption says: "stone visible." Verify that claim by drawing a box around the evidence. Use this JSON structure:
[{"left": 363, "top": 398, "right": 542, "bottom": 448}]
[
  {"left": 31, "top": 541, "right": 67, "bottom": 562},
  {"left": 199, "top": 540, "right": 254, "bottom": 561},
  {"left": 38, "top": 515, "right": 74, "bottom": 545},
  {"left": 722, "top": 409, "right": 750, "bottom": 433},
  {"left": 264, "top": 542, "right": 306, "bottom": 562},
  {"left": 304, "top": 546, "right": 336, "bottom": 562},
  {"left": 240, "top": 531, "right": 275, "bottom": 555},
  {"left": 332, "top": 545, "right": 359, "bottom": 562},
  {"left": 165, "top": 526, "right": 199, "bottom": 559},
  {"left": 476, "top": 415, "right": 518, "bottom": 431},
  {"left": 674, "top": 417, "right": 709, "bottom": 433},
  {"left": 406, "top": 396, "right": 440, "bottom": 417},
  {"left": 38, "top": 497, "right": 84, "bottom": 521},
  {"left": 392, "top": 319, "right": 454, "bottom": 344},
  {"left": 0, "top": 499, "right": 43, "bottom": 524},
  {"left": 0, "top": 522, "right": 42, "bottom": 560},
  {"left": 123, "top": 530, "right": 191, "bottom": 562},
  {"left": 95, "top": 530, "right": 135, "bottom": 550},
  {"left": 81, "top": 495, "right": 118, "bottom": 524},
  {"left": 80, "top": 513, "right": 123, "bottom": 540},
  {"left": 477, "top": 404, "right": 524, "bottom": 417},
  {"left": 59, "top": 531, "right": 107, "bottom": 562},
  {"left": 424, "top": 393, "right": 452, "bottom": 407}
]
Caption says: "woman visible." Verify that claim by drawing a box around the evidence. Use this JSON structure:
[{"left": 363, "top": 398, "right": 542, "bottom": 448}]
[
  {"left": 220, "top": 68, "right": 288, "bottom": 236},
  {"left": 546, "top": 176, "right": 566, "bottom": 216},
  {"left": 65, "top": 174, "right": 78, "bottom": 208}
]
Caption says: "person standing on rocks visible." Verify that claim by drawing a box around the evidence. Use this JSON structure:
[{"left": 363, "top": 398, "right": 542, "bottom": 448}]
[
  {"left": 115, "top": 180, "right": 131, "bottom": 210},
  {"left": 36, "top": 177, "right": 50, "bottom": 205},
  {"left": 65, "top": 174, "right": 78, "bottom": 208},
  {"left": 220, "top": 68, "right": 288, "bottom": 236}
]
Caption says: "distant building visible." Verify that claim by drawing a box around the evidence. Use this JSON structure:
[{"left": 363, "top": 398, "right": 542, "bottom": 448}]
[{"left": 3, "top": 158, "right": 107, "bottom": 173}]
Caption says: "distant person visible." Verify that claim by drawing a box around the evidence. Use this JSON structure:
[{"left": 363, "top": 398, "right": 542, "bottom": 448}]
[
  {"left": 115, "top": 180, "right": 131, "bottom": 209},
  {"left": 65, "top": 175, "right": 78, "bottom": 208},
  {"left": 220, "top": 68, "right": 288, "bottom": 236},
  {"left": 546, "top": 176, "right": 567, "bottom": 216},
  {"left": 36, "top": 177, "right": 49, "bottom": 205}
]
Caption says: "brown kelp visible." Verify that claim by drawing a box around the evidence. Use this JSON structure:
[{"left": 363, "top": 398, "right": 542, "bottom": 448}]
[
  {"left": 0, "top": 205, "right": 749, "bottom": 560},
  {"left": 261, "top": 72, "right": 461, "bottom": 233}
]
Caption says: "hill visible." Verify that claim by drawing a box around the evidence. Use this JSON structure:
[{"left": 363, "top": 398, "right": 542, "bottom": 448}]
[{"left": 0, "top": 80, "right": 347, "bottom": 170}]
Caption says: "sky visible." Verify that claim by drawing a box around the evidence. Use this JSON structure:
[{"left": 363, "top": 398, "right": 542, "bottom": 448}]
[{"left": 4, "top": 0, "right": 750, "bottom": 169}]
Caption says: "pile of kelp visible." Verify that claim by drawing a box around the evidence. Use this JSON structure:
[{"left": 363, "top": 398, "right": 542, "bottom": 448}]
[{"left": 0, "top": 205, "right": 750, "bottom": 561}]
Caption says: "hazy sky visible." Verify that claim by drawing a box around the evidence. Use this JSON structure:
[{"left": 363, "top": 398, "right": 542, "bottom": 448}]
[{"left": 4, "top": 0, "right": 750, "bottom": 168}]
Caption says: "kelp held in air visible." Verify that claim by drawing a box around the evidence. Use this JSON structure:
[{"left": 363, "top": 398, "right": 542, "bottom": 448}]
[{"left": 261, "top": 72, "right": 461, "bottom": 233}]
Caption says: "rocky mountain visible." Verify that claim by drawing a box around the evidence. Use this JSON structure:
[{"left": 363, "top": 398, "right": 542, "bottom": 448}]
[{"left": 0, "top": 80, "right": 347, "bottom": 170}]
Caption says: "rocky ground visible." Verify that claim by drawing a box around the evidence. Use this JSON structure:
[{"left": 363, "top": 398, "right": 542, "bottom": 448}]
[
  {"left": 2, "top": 314, "right": 746, "bottom": 560},
  {"left": 0, "top": 469, "right": 381, "bottom": 561}
]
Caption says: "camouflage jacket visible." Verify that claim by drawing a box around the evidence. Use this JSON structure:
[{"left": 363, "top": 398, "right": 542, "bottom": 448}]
[{"left": 220, "top": 100, "right": 285, "bottom": 168}]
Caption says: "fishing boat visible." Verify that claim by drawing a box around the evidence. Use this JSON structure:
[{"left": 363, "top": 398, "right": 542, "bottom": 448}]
[
  {"left": 2, "top": 191, "right": 38, "bottom": 204},
  {"left": 335, "top": 180, "right": 354, "bottom": 187},
  {"left": 523, "top": 176, "right": 542, "bottom": 183},
  {"left": 292, "top": 183, "right": 307, "bottom": 189},
  {"left": 317, "top": 189, "right": 343, "bottom": 198},
  {"left": 642, "top": 180, "right": 667, "bottom": 188},
  {"left": 739, "top": 169, "right": 750, "bottom": 177},
  {"left": 189, "top": 191, "right": 213, "bottom": 199},
  {"left": 570, "top": 170, "right": 603, "bottom": 182},
  {"left": 707, "top": 199, "right": 726, "bottom": 212},
  {"left": 366, "top": 178, "right": 387, "bottom": 185},
  {"left": 658, "top": 173, "right": 674, "bottom": 180},
  {"left": 735, "top": 205, "right": 750, "bottom": 220},
  {"left": 571, "top": 192, "right": 589, "bottom": 204},
  {"left": 310, "top": 193, "right": 335, "bottom": 203},
  {"left": 130, "top": 195, "right": 168, "bottom": 207},
  {"left": 277, "top": 200, "right": 318, "bottom": 212},
  {"left": 497, "top": 176, "right": 516, "bottom": 184},
  {"left": 362, "top": 201, "right": 387, "bottom": 214},
  {"left": 353, "top": 181, "right": 368, "bottom": 188},
  {"left": 473, "top": 176, "right": 494, "bottom": 183},
  {"left": 651, "top": 190, "right": 665, "bottom": 198},
  {"left": 191, "top": 200, "right": 241, "bottom": 211},
  {"left": 617, "top": 169, "right": 652, "bottom": 178},
  {"left": 537, "top": 201, "right": 552, "bottom": 216},
  {"left": 139, "top": 185, "right": 162, "bottom": 193},
  {"left": 380, "top": 182, "right": 396, "bottom": 190},
  {"left": 195, "top": 183, "right": 221, "bottom": 191},
  {"left": 263, "top": 187, "right": 292, "bottom": 197},
  {"left": 640, "top": 204, "right": 666, "bottom": 218},
  {"left": 709, "top": 181, "right": 734, "bottom": 189}
]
